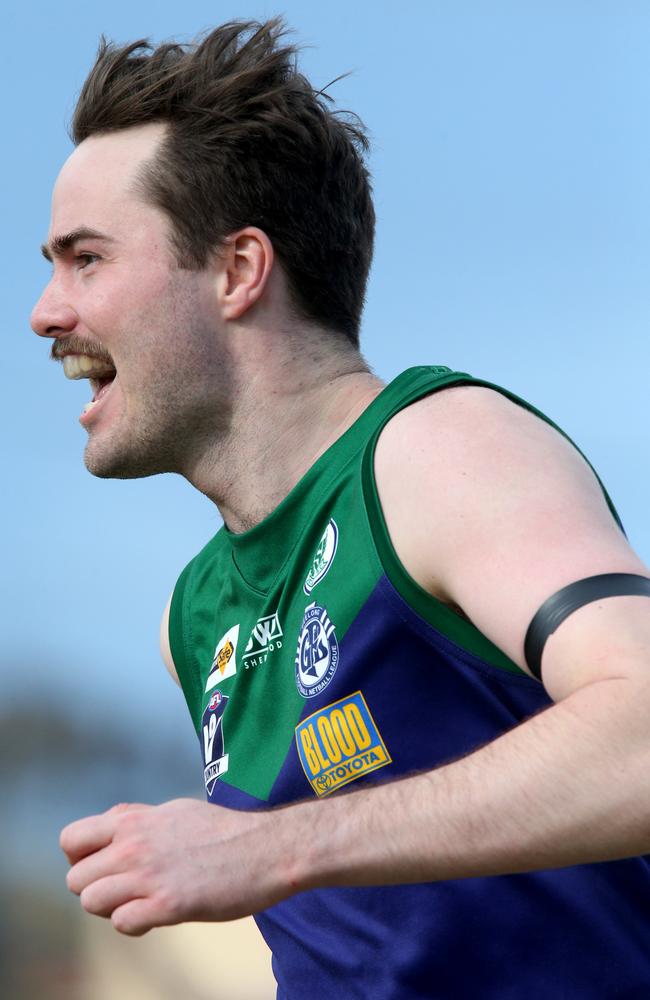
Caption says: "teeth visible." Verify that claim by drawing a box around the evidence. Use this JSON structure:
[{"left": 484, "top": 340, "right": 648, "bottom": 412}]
[
  {"left": 62, "top": 354, "right": 115, "bottom": 380},
  {"left": 83, "top": 401, "right": 97, "bottom": 414}
]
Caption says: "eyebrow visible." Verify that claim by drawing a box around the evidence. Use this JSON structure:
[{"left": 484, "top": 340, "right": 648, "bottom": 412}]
[{"left": 41, "top": 227, "right": 117, "bottom": 262}]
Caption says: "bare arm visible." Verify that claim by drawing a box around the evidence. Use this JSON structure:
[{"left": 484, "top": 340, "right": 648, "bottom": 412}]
[
  {"left": 310, "top": 385, "right": 650, "bottom": 883},
  {"left": 299, "top": 638, "right": 650, "bottom": 890}
]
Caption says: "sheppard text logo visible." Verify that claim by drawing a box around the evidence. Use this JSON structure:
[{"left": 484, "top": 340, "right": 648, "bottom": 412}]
[{"left": 243, "top": 612, "right": 283, "bottom": 669}]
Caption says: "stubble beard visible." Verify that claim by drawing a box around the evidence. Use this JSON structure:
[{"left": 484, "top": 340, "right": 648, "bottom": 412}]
[
  {"left": 82, "top": 280, "right": 233, "bottom": 482},
  {"left": 82, "top": 375, "right": 189, "bottom": 479},
  {"left": 84, "top": 412, "right": 181, "bottom": 480},
  {"left": 84, "top": 429, "right": 179, "bottom": 480},
  {"left": 83, "top": 372, "right": 230, "bottom": 482}
]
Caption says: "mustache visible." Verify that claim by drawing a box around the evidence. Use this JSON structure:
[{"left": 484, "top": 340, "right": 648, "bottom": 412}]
[{"left": 50, "top": 336, "right": 114, "bottom": 366}]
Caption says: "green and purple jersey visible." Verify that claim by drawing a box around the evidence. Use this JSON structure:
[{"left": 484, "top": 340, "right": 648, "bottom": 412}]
[{"left": 170, "top": 367, "right": 650, "bottom": 999}]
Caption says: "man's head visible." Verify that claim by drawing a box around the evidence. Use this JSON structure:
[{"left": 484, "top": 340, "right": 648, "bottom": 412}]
[
  {"left": 72, "top": 17, "right": 375, "bottom": 343},
  {"left": 34, "top": 122, "right": 244, "bottom": 480},
  {"left": 31, "top": 19, "right": 375, "bottom": 481}
]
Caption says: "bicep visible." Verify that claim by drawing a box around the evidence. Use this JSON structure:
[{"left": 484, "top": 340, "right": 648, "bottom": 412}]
[{"left": 376, "top": 387, "right": 650, "bottom": 700}]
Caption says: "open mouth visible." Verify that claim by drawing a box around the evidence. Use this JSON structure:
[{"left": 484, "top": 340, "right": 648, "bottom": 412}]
[{"left": 61, "top": 353, "right": 118, "bottom": 420}]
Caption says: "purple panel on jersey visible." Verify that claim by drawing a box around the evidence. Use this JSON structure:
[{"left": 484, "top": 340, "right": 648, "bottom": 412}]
[{"left": 257, "top": 574, "right": 650, "bottom": 999}]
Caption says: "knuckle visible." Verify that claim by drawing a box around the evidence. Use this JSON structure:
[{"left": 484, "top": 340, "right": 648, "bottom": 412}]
[
  {"left": 115, "top": 838, "right": 142, "bottom": 868},
  {"left": 155, "top": 887, "right": 181, "bottom": 923},
  {"left": 138, "top": 863, "right": 156, "bottom": 887},
  {"left": 110, "top": 802, "right": 133, "bottom": 814},
  {"left": 117, "top": 811, "right": 144, "bottom": 840}
]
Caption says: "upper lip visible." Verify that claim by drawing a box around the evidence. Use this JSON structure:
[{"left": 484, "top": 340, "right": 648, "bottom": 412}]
[
  {"left": 53, "top": 347, "right": 81, "bottom": 359},
  {"left": 51, "top": 343, "right": 114, "bottom": 366}
]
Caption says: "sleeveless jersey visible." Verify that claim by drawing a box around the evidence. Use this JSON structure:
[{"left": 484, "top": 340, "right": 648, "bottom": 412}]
[{"left": 169, "top": 366, "right": 650, "bottom": 1000}]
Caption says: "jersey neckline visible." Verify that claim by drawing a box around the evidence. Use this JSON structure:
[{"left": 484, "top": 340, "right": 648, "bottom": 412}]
[{"left": 220, "top": 367, "right": 452, "bottom": 590}]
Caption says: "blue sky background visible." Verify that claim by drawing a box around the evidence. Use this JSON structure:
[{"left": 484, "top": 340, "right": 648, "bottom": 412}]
[{"left": 4, "top": 2, "right": 650, "bottom": 761}]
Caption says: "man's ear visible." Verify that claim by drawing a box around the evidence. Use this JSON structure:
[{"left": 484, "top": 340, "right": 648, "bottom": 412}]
[{"left": 217, "top": 227, "right": 274, "bottom": 320}]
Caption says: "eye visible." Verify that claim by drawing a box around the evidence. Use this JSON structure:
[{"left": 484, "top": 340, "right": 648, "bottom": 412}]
[{"left": 75, "top": 252, "right": 100, "bottom": 269}]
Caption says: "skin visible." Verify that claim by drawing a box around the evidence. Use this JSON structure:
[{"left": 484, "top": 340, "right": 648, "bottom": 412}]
[
  {"left": 32, "top": 122, "right": 380, "bottom": 524},
  {"left": 34, "top": 124, "right": 650, "bottom": 938},
  {"left": 35, "top": 128, "right": 226, "bottom": 482}
]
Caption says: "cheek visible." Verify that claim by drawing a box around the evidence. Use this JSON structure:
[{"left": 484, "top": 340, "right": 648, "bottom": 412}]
[
  {"left": 100, "top": 271, "right": 214, "bottom": 387},
  {"left": 85, "top": 261, "right": 175, "bottom": 321}
]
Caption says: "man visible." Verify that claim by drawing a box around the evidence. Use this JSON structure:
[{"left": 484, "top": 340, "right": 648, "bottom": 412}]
[{"left": 32, "top": 18, "right": 650, "bottom": 998}]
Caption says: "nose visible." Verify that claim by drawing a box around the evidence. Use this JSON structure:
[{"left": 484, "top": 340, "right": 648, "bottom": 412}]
[{"left": 30, "top": 279, "right": 78, "bottom": 339}]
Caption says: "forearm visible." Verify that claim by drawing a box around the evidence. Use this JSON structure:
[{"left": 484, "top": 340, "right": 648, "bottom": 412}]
[
  {"left": 288, "top": 678, "right": 650, "bottom": 892},
  {"left": 60, "top": 678, "right": 650, "bottom": 934}
]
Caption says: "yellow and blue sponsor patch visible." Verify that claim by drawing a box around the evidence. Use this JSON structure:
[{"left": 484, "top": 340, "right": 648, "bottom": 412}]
[{"left": 295, "top": 691, "right": 391, "bottom": 797}]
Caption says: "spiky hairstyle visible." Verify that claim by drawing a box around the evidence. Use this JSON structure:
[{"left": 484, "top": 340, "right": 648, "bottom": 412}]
[{"left": 72, "top": 18, "right": 375, "bottom": 344}]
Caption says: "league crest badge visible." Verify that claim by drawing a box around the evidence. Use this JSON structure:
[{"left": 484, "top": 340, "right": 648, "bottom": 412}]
[{"left": 295, "top": 602, "right": 339, "bottom": 698}]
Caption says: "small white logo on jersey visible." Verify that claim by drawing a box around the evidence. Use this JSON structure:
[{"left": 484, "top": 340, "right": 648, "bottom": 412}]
[
  {"left": 243, "top": 612, "right": 283, "bottom": 669},
  {"left": 205, "top": 623, "right": 240, "bottom": 692},
  {"left": 295, "top": 602, "right": 340, "bottom": 698},
  {"left": 304, "top": 519, "right": 339, "bottom": 595}
]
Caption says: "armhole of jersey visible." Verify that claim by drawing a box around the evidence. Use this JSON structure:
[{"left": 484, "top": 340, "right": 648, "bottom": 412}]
[
  {"left": 361, "top": 374, "right": 626, "bottom": 679},
  {"left": 169, "top": 560, "right": 203, "bottom": 730}
]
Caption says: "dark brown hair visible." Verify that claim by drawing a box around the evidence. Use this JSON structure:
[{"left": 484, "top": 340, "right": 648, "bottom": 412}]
[{"left": 72, "top": 18, "right": 375, "bottom": 345}]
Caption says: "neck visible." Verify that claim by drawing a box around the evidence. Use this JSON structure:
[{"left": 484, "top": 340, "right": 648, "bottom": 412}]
[{"left": 183, "top": 344, "right": 384, "bottom": 533}]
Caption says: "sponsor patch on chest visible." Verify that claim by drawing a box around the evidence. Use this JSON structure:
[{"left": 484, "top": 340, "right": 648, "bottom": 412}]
[
  {"left": 295, "top": 691, "right": 391, "bottom": 797},
  {"left": 243, "top": 612, "right": 283, "bottom": 669},
  {"left": 205, "top": 624, "right": 240, "bottom": 692}
]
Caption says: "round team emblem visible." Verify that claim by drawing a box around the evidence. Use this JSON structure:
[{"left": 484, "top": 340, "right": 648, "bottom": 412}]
[
  {"left": 303, "top": 519, "right": 339, "bottom": 595},
  {"left": 295, "top": 602, "right": 339, "bottom": 698}
]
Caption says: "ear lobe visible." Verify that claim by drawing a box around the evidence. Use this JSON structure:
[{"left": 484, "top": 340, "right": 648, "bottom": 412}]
[{"left": 220, "top": 227, "right": 274, "bottom": 320}]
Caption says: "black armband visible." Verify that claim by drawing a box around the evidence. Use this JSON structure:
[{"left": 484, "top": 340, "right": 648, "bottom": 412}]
[{"left": 524, "top": 573, "right": 650, "bottom": 681}]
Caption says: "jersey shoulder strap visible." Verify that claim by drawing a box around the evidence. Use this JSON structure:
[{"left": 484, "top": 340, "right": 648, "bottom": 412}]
[{"left": 359, "top": 366, "right": 624, "bottom": 677}]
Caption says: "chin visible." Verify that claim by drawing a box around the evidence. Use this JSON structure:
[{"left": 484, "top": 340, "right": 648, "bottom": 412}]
[{"left": 83, "top": 438, "right": 174, "bottom": 480}]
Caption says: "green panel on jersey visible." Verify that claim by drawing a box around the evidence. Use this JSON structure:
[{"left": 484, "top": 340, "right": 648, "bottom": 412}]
[
  {"left": 168, "top": 379, "right": 401, "bottom": 800},
  {"left": 169, "top": 366, "right": 625, "bottom": 802}
]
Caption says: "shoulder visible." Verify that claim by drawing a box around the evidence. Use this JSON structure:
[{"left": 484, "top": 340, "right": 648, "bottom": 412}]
[
  {"left": 376, "top": 383, "right": 589, "bottom": 476},
  {"left": 373, "top": 384, "right": 648, "bottom": 691},
  {"left": 373, "top": 383, "right": 612, "bottom": 592},
  {"left": 374, "top": 383, "right": 612, "bottom": 532}
]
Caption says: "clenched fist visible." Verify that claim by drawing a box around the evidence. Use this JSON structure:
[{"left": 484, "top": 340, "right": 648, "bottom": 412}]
[{"left": 60, "top": 798, "right": 302, "bottom": 935}]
